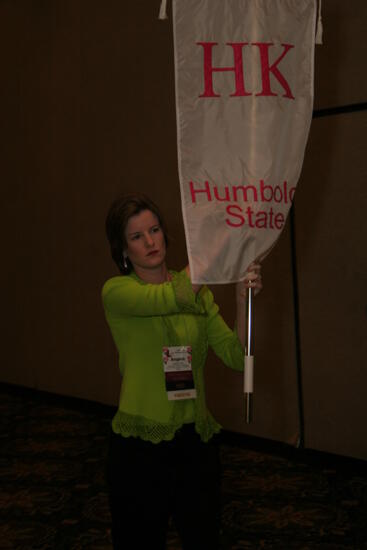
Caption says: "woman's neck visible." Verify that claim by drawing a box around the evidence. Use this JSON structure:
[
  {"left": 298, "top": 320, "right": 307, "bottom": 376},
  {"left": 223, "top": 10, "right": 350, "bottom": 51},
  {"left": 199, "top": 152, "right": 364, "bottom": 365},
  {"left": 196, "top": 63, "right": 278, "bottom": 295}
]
[{"left": 133, "top": 263, "right": 170, "bottom": 284}]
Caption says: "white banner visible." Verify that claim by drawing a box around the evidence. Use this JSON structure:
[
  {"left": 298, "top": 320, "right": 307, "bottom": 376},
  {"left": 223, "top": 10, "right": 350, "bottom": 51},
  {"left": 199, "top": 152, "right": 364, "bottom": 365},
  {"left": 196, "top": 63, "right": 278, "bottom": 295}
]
[{"left": 173, "top": 0, "right": 316, "bottom": 284}]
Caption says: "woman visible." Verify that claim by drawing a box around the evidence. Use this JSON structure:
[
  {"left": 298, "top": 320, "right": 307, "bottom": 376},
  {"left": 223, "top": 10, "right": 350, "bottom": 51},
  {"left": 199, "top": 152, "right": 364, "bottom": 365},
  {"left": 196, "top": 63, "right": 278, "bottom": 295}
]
[{"left": 102, "top": 193, "right": 262, "bottom": 549}]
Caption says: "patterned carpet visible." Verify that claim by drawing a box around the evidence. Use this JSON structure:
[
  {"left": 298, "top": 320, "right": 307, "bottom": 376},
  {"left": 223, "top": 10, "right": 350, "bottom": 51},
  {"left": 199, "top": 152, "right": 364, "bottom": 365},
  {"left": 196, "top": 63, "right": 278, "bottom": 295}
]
[{"left": 1, "top": 384, "right": 366, "bottom": 549}]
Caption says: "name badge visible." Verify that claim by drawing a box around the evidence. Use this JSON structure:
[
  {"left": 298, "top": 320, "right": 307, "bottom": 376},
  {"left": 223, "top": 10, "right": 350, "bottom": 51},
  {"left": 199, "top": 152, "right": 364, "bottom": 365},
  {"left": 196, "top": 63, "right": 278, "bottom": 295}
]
[{"left": 163, "top": 346, "right": 196, "bottom": 401}]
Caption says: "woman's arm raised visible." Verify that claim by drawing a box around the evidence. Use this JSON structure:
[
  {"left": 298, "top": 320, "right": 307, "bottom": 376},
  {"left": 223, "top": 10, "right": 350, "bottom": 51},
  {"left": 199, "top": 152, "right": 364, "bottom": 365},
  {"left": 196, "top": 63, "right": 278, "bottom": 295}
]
[{"left": 102, "top": 269, "right": 203, "bottom": 319}]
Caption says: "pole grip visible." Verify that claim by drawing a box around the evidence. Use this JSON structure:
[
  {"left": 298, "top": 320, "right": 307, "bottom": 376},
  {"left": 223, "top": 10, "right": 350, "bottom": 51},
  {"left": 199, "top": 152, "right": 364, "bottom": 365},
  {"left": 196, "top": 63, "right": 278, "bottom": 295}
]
[
  {"left": 244, "top": 355, "right": 254, "bottom": 423},
  {"left": 244, "top": 355, "right": 254, "bottom": 393}
]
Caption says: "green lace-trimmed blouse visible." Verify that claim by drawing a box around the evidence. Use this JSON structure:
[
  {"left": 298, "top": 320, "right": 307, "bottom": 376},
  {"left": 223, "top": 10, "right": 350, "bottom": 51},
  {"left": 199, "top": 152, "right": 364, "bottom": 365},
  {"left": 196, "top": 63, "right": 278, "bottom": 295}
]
[{"left": 102, "top": 269, "right": 244, "bottom": 444}]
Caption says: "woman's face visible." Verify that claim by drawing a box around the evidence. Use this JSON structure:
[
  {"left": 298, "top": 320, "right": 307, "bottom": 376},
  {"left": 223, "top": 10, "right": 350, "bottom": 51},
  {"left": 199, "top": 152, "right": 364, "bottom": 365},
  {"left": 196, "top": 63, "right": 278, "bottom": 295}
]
[{"left": 124, "top": 209, "right": 166, "bottom": 273}]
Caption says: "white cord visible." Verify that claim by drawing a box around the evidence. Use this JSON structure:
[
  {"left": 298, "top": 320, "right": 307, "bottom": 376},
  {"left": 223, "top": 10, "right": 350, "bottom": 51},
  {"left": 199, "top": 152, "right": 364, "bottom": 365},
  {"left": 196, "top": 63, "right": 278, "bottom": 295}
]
[
  {"left": 315, "top": 0, "right": 323, "bottom": 44},
  {"left": 158, "top": 0, "right": 168, "bottom": 20}
]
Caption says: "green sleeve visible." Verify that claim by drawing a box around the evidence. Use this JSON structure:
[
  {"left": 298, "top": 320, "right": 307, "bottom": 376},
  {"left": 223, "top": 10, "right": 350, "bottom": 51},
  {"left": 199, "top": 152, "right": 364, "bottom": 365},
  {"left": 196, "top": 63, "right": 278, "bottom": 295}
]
[
  {"left": 102, "top": 269, "right": 203, "bottom": 318},
  {"left": 200, "top": 287, "right": 244, "bottom": 372}
]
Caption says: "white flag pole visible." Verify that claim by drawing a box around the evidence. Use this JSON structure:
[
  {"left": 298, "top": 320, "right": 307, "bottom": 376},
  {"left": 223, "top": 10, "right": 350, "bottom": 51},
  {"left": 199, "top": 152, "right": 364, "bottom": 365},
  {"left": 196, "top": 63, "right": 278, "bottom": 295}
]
[{"left": 244, "top": 287, "right": 254, "bottom": 423}]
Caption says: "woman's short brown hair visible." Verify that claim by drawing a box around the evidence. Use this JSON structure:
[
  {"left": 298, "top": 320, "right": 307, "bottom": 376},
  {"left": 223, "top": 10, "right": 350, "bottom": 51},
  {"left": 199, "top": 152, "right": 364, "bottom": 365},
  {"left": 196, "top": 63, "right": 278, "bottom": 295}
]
[{"left": 105, "top": 193, "right": 169, "bottom": 274}]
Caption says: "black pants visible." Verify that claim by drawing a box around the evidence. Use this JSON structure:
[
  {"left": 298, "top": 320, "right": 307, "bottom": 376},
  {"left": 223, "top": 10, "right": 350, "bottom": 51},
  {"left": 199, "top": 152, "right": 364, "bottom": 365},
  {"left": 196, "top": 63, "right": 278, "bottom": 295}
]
[{"left": 106, "top": 424, "right": 221, "bottom": 549}]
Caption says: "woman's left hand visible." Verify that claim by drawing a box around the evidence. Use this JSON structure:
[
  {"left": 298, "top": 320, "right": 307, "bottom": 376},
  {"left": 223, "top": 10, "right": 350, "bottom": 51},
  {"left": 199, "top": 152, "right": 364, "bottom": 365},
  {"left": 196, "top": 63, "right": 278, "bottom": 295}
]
[{"left": 236, "top": 262, "right": 263, "bottom": 300}]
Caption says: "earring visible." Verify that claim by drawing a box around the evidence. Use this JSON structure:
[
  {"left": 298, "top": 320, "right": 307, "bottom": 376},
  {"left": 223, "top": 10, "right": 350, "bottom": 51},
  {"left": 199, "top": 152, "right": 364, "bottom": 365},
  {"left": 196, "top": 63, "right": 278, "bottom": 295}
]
[{"left": 123, "top": 256, "right": 128, "bottom": 270}]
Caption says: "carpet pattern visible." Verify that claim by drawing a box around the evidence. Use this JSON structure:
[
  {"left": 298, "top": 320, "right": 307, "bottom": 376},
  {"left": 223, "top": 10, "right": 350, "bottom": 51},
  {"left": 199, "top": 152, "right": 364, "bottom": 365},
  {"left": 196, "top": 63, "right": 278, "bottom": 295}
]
[{"left": 1, "top": 385, "right": 366, "bottom": 549}]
